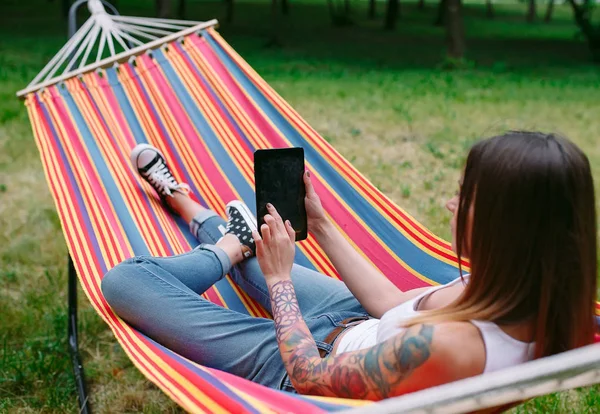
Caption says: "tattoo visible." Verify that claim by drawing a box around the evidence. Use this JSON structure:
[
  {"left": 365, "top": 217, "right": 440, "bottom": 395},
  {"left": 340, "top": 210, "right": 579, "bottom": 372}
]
[
  {"left": 268, "top": 280, "right": 302, "bottom": 342},
  {"left": 268, "top": 279, "right": 436, "bottom": 401}
]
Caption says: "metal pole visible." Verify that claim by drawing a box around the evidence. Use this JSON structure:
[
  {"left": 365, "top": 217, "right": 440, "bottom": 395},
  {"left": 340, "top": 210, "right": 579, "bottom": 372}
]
[{"left": 68, "top": 255, "right": 90, "bottom": 414}]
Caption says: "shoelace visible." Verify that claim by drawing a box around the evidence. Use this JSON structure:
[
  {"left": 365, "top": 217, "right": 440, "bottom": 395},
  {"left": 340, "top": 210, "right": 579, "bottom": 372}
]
[{"left": 145, "top": 161, "right": 189, "bottom": 196}]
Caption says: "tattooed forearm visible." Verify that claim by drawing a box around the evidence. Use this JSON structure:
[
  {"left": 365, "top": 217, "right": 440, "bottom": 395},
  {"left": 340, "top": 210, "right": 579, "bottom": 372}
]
[{"left": 268, "top": 280, "right": 304, "bottom": 342}]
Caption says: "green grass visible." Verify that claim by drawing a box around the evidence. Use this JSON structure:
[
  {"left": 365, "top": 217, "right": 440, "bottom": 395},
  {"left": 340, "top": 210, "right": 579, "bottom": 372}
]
[{"left": 1, "top": 0, "right": 599, "bottom": 412}]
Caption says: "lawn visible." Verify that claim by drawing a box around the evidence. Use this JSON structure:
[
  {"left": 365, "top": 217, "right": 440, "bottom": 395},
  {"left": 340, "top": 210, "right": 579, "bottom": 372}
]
[{"left": 1, "top": 0, "right": 599, "bottom": 412}]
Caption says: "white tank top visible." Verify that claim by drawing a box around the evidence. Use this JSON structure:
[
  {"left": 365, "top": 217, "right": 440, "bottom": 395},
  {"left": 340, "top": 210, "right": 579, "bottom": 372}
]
[{"left": 335, "top": 276, "right": 535, "bottom": 373}]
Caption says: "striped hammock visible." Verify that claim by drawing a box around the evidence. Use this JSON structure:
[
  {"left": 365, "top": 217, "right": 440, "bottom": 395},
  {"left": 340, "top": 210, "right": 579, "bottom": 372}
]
[{"left": 23, "top": 25, "right": 600, "bottom": 413}]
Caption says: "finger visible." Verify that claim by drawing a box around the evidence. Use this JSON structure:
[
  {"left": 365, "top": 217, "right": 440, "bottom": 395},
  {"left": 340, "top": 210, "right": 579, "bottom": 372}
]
[
  {"left": 304, "top": 170, "right": 317, "bottom": 198},
  {"left": 265, "top": 210, "right": 284, "bottom": 235},
  {"left": 266, "top": 203, "right": 285, "bottom": 230},
  {"left": 253, "top": 230, "right": 264, "bottom": 257},
  {"left": 285, "top": 220, "right": 296, "bottom": 242},
  {"left": 261, "top": 223, "right": 271, "bottom": 245}
]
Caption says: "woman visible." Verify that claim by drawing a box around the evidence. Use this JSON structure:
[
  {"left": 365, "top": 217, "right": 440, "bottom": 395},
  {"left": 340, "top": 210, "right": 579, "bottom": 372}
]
[{"left": 102, "top": 131, "right": 597, "bottom": 400}]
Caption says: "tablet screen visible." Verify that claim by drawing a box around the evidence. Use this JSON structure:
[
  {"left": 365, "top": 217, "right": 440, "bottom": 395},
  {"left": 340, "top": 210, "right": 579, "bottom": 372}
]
[{"left": 254, "top": 148, "right": 307, "bottom": 241}]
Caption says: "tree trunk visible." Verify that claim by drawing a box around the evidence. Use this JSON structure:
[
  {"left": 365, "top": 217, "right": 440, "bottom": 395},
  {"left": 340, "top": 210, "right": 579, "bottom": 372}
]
[
  {"left": 225, "top": 0, "right": 234, "bottom": 22},
  {"left": 345, "top": 0, "right": 351, "bottom": 16},
  {"left": 418, "top": 0, "right": 425, "bottom": 10},
  {"left": 544, "top": 0, "right": 554, "bottom": 22},
  {"left": 385, "top": 0, "right": 399, "bottom": 30},
  {"left": 526, "top": 0, "right": 536, "bottom": 22},
  {"left": 155, "top": 0, "right": 171, "bottom": 18},
  {"left": 445, "top": 0, "right": 465, "bottom": 59},
  {"left": 369, "top": 0, "right": 376, "bottom": 18},
  {"left": 435, "top": 0, "right": 447, "bottom": 26},
  {"left": 281, "top": 0, "right": 289, "bottom": 15},
  {"left": 177, "top": 0, "right": 186, "bottom": 19},
  {"left": 62, "top": 0, "right": 71, "bottom": 18},
  {"left": 271, "top": 0, "right": 280, "bottom": 45},
  {"left": 566, "top": 0, "right": 600, "bottom": 61},
  {"left": 486, "top": 0, "right": 494, "bottom": 18}
]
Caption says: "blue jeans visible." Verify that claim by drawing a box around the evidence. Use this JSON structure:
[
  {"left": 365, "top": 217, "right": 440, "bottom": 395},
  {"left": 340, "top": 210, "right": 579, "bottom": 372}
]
[{"left": 101, "top": 209, "right": 368, "bottom": 391}]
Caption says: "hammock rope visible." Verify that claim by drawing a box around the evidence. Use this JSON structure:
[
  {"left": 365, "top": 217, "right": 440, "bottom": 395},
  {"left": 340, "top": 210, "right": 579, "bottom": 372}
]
[{"left": 18, "top": 3, "right": 600, "bottom": 413}]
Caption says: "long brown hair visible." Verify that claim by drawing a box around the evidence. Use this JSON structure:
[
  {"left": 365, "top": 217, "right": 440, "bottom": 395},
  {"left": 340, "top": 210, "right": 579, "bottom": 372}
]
[{"left": 409, "top": 131, "right": 597, "bottom": 358}]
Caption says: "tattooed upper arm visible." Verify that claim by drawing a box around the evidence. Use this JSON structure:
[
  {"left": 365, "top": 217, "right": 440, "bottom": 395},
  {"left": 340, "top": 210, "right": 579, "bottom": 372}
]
[{"left": 288, "top": 323, "right": 482, "bottom": 400}]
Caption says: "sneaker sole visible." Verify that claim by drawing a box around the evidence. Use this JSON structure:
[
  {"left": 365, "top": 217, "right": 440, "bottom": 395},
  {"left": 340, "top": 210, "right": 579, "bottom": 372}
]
[
  {"left": 226, "top": 200, "right": 258, "bottom": 233},
  {"left": 130, "top": 143, "right": 166, "bottom": 172}
]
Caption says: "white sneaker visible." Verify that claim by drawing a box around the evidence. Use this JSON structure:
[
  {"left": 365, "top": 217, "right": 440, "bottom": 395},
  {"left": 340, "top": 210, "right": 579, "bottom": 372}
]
[
  {"left": 225, "top": 200, "right": 258, "bottom": 258},
  {"left": 130, "top": 143, "right": 190, "bottom": 198}
]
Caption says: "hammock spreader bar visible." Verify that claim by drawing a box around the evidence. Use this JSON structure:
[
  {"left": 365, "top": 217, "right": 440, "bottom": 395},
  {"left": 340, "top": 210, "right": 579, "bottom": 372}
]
[{"left": 16, "top": 0, "right": 216, "bottom": 98}]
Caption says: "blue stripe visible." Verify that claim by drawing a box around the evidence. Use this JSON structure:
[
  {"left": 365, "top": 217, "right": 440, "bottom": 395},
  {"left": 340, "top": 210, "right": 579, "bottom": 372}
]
[{"left": 105, "top": 68, "right": 148, "bottom": 144}]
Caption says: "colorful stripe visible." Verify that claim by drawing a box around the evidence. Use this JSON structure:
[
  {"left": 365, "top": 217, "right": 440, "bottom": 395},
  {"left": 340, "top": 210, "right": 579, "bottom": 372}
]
[{"left": 24, "top": 29, "right": 600, "bottom": 413}]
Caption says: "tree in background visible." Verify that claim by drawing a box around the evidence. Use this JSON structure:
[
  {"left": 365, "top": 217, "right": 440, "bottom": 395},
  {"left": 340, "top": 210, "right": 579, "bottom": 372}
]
[
  {"left": 526, "top": 0, "right": 536, "bottom": 21},
  {"left": 156, "top": 0, "right": 170, "bottom": 18},
  {"left": 486, "top": 0, "right": 495, "bottom": 19},
  {"left": 385, "top": 0, "right": 400, "bottom": 29},
  {"left": 445, "top": 0, "right": 465, "bottom": 59},
  {"left": 435, "top": 0, "right": 447, "bottom": 26},
  {"left": 327, "top": 0, "right": 353, "bottom": 25},
  {"left": 567, "top": 0, "right": 600, "bottom": 61},
  {"left": 544, "top": 0, "right": 555, "bottom": 22},
  {"left": 369, "top": 0, "right": 377, "bottom": 18}
]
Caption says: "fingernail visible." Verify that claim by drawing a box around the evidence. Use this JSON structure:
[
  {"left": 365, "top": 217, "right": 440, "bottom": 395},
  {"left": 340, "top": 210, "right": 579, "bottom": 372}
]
[
  {"left": 267, "top": 203, "right": 273, "bottom": 209},
  {"left": 285, "top": 220, "right": 291, "bottom": 226},
  {"left": 306, "top": 171, "right": 311, "bottom": 178}
]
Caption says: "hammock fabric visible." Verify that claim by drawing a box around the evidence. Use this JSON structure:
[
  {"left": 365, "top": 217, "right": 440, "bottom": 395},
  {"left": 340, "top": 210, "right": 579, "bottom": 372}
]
[{"left": 24, "top": 28, "right": 600, "bottom": 413}]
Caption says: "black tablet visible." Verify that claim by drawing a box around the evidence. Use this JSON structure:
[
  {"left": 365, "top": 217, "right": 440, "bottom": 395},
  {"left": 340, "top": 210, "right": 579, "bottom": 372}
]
[{"left": 254, "top": 148, "right": 308, "bottom": 241}]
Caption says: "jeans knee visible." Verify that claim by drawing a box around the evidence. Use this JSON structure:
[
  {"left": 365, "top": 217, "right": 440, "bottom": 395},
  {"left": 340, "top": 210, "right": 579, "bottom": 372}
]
[{"left": 101, "top": 259, "right": 144, "bottom": 313}]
